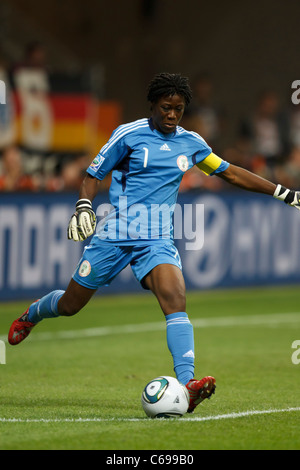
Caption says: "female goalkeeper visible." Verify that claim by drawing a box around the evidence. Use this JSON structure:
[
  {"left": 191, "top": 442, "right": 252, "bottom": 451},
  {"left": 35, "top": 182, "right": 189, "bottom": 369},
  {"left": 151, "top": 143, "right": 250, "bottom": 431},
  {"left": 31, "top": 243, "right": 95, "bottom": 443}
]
[{"left": 8, "top": 73, "right": 300, "bottom": 413}]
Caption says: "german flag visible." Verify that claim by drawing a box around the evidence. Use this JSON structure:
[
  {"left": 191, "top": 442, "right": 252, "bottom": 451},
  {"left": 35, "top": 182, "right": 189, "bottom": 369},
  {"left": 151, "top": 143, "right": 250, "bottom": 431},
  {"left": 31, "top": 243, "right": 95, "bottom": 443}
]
[{"left": 14, "top": 92, "right": 122, "bottom": 155}]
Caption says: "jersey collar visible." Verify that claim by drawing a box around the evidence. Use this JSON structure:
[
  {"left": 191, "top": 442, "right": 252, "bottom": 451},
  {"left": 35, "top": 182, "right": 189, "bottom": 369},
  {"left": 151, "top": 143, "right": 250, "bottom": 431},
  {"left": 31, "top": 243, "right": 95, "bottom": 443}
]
[{"left": 148, "top": 118, "right": 177, "bottom": 138}]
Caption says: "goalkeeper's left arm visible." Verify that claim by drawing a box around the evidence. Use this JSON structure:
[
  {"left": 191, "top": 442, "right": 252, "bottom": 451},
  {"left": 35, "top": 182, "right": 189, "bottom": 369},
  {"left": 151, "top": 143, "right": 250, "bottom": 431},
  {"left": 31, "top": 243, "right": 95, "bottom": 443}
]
[
  {"left": 272, "top": 184, "right": 300, "bottom": 209},
  {"left": 217, "top": 164, "right": 300, "bottom": 210},
  {"left": 68, "top": 174, "right": 100, "bottom": 241}
]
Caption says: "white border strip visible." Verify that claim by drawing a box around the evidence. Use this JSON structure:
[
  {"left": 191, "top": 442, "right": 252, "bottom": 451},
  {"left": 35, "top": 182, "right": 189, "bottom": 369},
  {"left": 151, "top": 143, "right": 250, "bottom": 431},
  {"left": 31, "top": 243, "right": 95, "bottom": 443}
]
[
  {"left": 1, "top": 407, "right": 300, "bottom": 423},
  {"left": 1, "top": 311, "right": 299, "bottom": 343}
]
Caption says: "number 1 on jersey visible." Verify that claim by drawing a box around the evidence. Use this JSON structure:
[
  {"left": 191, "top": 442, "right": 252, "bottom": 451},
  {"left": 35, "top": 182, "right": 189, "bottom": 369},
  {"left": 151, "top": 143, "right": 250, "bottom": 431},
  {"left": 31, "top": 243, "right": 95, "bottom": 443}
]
[{"left": 143, "top": 147, "right": 149, "bottom": 168}]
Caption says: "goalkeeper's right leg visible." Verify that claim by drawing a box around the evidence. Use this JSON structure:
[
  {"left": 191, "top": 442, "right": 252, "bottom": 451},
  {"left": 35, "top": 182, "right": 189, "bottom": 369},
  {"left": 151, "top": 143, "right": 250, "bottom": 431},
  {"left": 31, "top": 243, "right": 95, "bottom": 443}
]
[
  {"left": 8, "top": 303, "right": 38, "bottom": 345},
  {"left": 8, "top": 291, "right": 63, "bottom": 345},
  {"left": 8, "top": 281, "right": 96, "bottom": 345}
]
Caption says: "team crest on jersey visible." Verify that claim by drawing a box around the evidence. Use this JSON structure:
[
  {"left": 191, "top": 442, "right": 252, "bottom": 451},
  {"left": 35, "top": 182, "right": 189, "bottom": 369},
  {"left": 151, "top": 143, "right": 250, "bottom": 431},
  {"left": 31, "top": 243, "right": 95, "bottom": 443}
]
[
  {"left": 177, "top": 155, "right": 189, "bottom": 172},
  {"left": 78, "top": 260, "right": 91, "bottom": 277}
]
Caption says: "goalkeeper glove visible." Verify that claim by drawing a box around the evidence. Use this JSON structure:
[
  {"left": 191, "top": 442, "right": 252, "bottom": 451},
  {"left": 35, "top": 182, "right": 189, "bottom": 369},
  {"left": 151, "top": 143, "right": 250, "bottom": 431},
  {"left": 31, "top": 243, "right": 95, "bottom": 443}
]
[
  {"left": 68, "top": 199, "right": 96, "bottom": 241},
  {"left": 273, "top": 184, "right": 300, "bottom": 210}
]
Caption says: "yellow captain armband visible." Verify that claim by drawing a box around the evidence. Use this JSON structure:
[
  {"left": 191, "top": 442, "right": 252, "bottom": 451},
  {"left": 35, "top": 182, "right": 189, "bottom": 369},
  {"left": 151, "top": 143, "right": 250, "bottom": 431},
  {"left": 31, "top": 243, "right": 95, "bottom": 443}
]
[{"left": 196, "top": 152, "right": 224, "bottom": 175}]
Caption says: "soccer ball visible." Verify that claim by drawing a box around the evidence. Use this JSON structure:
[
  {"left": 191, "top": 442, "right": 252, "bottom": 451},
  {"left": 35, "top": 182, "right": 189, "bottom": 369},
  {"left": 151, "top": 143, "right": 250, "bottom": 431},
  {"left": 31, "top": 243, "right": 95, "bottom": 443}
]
[{"left": 141, "top": 376, "right": 189, "bottom": 418}]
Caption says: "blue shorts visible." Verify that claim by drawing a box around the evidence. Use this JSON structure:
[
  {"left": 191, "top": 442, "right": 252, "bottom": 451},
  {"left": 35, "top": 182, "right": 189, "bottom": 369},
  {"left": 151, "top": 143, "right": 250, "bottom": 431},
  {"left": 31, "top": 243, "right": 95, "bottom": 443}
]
[{"left": 72, "top": 238, "right": 182, "bottom": 290}]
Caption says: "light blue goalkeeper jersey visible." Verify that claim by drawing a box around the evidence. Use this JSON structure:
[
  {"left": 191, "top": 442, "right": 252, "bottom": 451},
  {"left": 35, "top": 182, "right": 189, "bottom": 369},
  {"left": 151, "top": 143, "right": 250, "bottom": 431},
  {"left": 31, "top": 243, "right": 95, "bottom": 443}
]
[{"left": 87, "top": 118, "right": 229, "bottom": 242}]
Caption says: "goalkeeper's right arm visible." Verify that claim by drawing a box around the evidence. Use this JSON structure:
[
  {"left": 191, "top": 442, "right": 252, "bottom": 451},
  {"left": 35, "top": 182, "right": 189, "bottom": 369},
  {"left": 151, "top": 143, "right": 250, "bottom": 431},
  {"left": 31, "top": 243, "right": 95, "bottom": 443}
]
[
  {"left": 67, "top": 174, "right": 99, "bottom": 241},
  {"left": 67, "top": 198, "right": 96, "bottom": 241}
]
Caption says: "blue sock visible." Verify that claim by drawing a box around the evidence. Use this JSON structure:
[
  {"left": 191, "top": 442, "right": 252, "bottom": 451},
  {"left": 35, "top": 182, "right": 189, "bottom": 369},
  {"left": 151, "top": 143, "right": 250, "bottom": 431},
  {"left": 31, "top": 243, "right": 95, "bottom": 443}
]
[
  {"left": 166, "top": 311, "right": 195, "bottom": 385},
  {"left": 27, "top": 290, "right": 65, "bottom": 324}
]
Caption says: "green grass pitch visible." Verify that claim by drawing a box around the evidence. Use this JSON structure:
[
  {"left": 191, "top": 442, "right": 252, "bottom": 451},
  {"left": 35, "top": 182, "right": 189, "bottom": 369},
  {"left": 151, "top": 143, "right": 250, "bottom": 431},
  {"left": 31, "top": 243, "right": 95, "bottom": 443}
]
[{"left": 0, "top": 286, "right": 300, "bottom": 450}]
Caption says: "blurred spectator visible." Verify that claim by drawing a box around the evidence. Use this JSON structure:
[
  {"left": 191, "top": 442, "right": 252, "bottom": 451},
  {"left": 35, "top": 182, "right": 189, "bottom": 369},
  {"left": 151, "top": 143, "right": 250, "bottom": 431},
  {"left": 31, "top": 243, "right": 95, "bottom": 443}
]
[
  {"left": 274, "top": 147, "right": 300, "bottom": 190},
  {"left": 25, "top": 41, "right": 48, "bottom": 69},
  {"left": 182, "top": 73, "right": 226, "bottom": 153},
  {"left": 180, "top": 73, "right": 227, "bottom": 191},
  {"left": 44, "top": 153, "right": 112, "bottom": 192},
  {"left": 45, "top": 154, "right": 90, "bottom": 191},
  {"left": 238, "top": 90, "right": 290, "bottom": 179},
  {"left": 0, "top": 53, "right": 29, "bottom": 192},
  {"left": 11, "top": 40, "right": 50, "bottom": 100},
  {"left": 0, "top": 146, "right": 38, "bottom": 191},
  {"left": 289, "top": 103, "right": 300, "bottom": 150},
  {"left": 10, "top": 41, "right": 52, "bottom": 177},
  {"left": 0, "top": 55, "right": 17, "bottom": 151},
  {"left": 11, "top": 41, "right": 48, "bottom": 74}
]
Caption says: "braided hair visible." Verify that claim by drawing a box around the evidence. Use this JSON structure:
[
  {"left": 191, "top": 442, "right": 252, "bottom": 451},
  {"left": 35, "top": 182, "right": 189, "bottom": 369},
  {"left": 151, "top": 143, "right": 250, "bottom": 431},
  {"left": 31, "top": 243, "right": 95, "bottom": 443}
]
[{"left": 147, "top": 73, "right": 192, "bottom": 107}]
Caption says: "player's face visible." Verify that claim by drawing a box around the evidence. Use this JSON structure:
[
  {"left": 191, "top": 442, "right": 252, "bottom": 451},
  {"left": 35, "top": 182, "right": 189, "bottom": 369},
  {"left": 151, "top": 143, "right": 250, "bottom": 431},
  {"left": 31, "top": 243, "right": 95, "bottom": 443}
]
[{"left": 151, "top": 94, "right": 185, "bottom": 134}]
